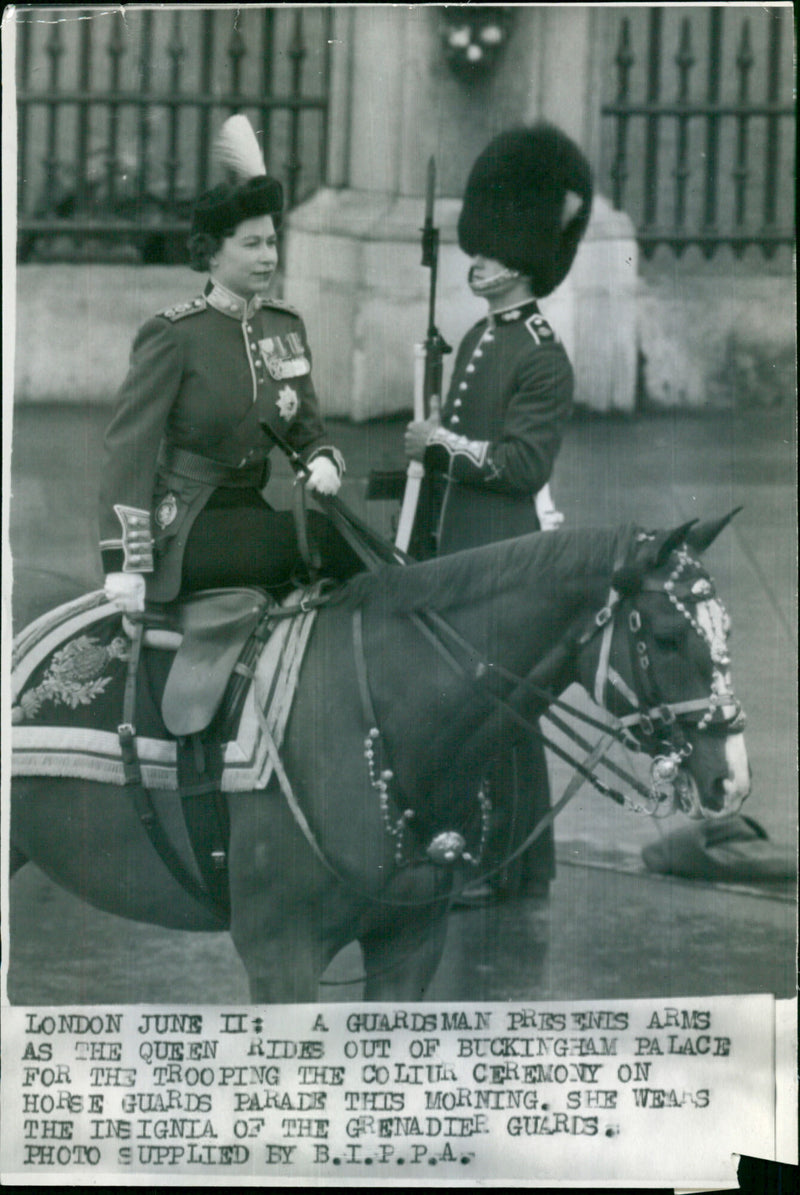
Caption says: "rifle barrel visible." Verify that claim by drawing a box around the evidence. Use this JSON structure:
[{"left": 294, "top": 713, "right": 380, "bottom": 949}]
[{"left": 424, "top": 157, "right": 435, "bottom": 224}]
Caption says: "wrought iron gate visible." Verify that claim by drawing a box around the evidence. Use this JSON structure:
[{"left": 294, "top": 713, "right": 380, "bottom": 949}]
[
  {"left": 15, "top": 7, "right": 333, "bottom": 262},
  {"left": 600, "top": 6, "right": 794, "bottom": 258}
]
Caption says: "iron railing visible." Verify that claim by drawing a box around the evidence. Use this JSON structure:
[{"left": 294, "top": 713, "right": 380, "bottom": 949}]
[
  {"left": 15, "top": 7, "right": 333, "bottom": 262},
  {"left": 601, "top": 7, "right": 794, "bottom": 258}
]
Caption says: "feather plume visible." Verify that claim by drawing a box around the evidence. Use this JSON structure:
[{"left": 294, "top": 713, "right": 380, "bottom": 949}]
[{"left": 212, "top": 115, "right": 266, "bottom": 182}]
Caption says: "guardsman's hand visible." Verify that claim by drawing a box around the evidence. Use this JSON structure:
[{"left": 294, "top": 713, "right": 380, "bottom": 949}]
[
  {"left": 535, "top": 484, "right": 565, "bottom": 532},
  {"left": 104, "top": 572, "right": 146, "bottom": 613},
  {"left": 404, "top": 395, "right": 441, "bottom": 462},
  {"left": 305, "top": 455, "right": 341, "bottom": 496}
]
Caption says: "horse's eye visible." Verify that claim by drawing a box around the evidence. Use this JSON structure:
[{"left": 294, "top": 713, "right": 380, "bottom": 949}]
[{"left": 653, "top": 634, "right": 681, "bottom": 649}]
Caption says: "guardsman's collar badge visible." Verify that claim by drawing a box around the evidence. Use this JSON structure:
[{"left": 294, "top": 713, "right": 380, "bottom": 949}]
[{"left": 492, "top": 298, "right": 541, "bottom": 326}]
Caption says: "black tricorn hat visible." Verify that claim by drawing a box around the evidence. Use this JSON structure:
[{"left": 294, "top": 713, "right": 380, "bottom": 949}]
[
  {"left": 457, "top": 123, "right": 593, "bottom": 297},
  {"left": 191, "top": 115, "right": 283, "bottom": 238}
]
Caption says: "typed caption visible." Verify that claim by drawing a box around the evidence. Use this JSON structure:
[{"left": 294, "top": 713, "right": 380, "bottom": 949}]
[{"left": 1, "top": 995, "right": 777, "bottom": 1185}]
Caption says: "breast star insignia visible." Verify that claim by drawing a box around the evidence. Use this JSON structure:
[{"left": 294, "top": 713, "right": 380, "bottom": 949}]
[{"left": 277, "top": 385, "right": 299, "bottom": 421}]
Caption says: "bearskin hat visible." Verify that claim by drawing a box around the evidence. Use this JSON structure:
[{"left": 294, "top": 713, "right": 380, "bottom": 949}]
[
  {"left": 457, "top": 123, "right": 593, "bottom": 297},
  {"left": 191, "top": 115, "right": 283, "bottom": 239}
]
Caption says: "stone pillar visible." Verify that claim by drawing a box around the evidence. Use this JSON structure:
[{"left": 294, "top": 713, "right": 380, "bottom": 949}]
[{"left": 285, "top": 6, "right": 637, "bottom": 419}]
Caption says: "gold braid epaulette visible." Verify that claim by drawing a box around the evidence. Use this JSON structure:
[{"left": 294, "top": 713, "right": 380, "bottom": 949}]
[
  {"left": 258, "top": 296, "right": 300, "bottom": 317},
  {"left": 159, "top": 297, "right": 208, "bottom": 321}
]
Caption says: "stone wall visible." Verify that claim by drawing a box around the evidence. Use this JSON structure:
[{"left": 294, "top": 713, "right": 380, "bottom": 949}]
[
  {"left": 636, "top": 262, "right": 796, "bottom": 410},
  {"left": 11, "top": 259, "right": 796, "bottom": 414}
]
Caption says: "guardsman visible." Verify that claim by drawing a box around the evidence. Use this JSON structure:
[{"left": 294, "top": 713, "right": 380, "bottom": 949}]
[
  {"left": 100, "top": 116, "right": 359, "bottom": 614},
  {"left": 404, "top": 123, "right": 594, "bottom": 902}
]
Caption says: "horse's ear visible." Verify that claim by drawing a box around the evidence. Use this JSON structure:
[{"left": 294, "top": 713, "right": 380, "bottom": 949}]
[
  {"left": 613, "top": 520, "right": 697, "bottom": 591},
  {"left": 685, "top": 507, "right": 743, "bottom": 554},
  {"left": 651, "top": 520, "right": 699, "bottom": 567}
]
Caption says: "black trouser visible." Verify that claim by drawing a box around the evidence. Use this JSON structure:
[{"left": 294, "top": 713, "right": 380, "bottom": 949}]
[{"left": 181, "top": 487, "right": 363, "bottom": 593}]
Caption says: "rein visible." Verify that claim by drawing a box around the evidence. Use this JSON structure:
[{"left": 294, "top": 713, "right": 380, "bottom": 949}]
[
  {"left": 252, "top": 432, "right": 746, "bottom": 911},
  {"left": 270, "top": 544, "right": 747, "bottom": 908},
  {"left": 265, "top": 575, "right": 648, "bottom": 909}
]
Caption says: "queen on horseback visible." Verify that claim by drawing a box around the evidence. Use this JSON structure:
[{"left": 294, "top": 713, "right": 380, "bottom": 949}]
[{"left": 100, "top": 116, "right": 361, "bottom": 615}]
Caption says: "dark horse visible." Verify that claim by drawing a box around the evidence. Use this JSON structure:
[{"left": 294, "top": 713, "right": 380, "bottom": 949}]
[{"left": 10, "top": 519, "right": 750, "bottom": 1002}]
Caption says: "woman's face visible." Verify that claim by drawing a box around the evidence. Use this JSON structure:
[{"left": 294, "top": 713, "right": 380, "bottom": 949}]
[{"left": 211, "top": 214, "right": 279, "bottom": 299}]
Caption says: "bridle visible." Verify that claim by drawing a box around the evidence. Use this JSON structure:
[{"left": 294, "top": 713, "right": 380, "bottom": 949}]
[
  {"left": 267, "top": 539, "right": 747, "bottom": 908},
  {"left": 586, "top": 544, "right": 746, "bottom": 818},
  {"left": 351, "top": 539, "right": 748, "bottom": 867}
]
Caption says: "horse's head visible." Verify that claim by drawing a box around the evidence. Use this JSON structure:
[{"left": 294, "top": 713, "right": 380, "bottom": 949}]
[{"left": 577, "top": 512, "right": 750, "bottom": 820}]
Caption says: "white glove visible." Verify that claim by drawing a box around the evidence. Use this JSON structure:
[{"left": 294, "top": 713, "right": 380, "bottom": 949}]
[
  {"left": 305, "top": 456, "right": 341, "bottom": 496},
  {"left": 535, "top": 484, "right": 565, "bottom": 532},
  {"left": 104, "top": 572, "right": 146, "bottom": 614}
]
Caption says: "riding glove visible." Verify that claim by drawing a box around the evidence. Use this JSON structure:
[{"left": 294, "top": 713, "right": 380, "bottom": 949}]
[
  {"left": 305, "top": 456, "right": 341, "bottom": 496},
  {"left": 104, "top": 572, "right": 146, "bottom": 613},
  {"left": 535, "top": 483, "right": 565, "bottom": 532}
]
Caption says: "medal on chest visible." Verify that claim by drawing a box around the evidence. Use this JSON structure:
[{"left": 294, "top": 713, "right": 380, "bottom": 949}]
[{"left": 258, "top": 334, "right": 310, "bottom": 380}]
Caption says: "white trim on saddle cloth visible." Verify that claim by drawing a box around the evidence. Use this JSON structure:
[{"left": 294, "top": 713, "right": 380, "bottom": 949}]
[
  {"left": 12, "top": 592, "right": 318, "bottom": 793},
  {"left": 12, "top": 590, "right": 110, "bottom": 677}
]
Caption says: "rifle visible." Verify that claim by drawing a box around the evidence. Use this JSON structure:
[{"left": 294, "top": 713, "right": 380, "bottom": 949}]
[{"left": 393, "top": 158, "right": 451, "bottom": 556}]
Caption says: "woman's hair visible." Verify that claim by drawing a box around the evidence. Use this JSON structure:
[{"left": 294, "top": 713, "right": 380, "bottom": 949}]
[
  {"left": 188, "top": 231, "right": 225, "bottom": 273},
  {"left": 187, "top": 209, "right": 284, "bottom": 273}
]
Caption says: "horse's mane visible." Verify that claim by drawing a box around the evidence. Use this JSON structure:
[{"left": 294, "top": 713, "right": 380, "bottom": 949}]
[{"left": 336, "top": 526, "right": 633, "bottom": 616}]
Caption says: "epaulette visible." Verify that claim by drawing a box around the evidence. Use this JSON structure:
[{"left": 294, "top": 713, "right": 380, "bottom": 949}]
[
  {"left": 524, "top": 311, "right": 558, "bottom": 345},
  {"left": 159, "top": 296, "right": 207, "bottom": 322},
  {"left": 258, "top": 296, "right": 300, "bottom": 317}
]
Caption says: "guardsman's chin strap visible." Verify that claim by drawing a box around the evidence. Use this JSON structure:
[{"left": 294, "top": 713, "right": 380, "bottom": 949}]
[{"left": 468, "top": 264, "right": 522, "bottom": 296}]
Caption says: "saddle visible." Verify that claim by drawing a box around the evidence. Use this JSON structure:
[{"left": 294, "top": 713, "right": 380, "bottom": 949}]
[
  {"left": 12, "top": 585, "right": 321, "bottom": 920},
  {"left": 124, "top": 585, "right": 318, "bottom": 917},
  {"left": 151, "top": 587, "right": 270, "bottom": 737}
]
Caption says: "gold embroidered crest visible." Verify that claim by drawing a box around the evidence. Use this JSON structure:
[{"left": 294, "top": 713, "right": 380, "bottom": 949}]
[{"left": 14, "top": 635, "right": 129, "bottom": 722}]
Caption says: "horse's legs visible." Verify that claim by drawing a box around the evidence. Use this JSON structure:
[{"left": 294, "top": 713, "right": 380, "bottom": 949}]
[
  {"left": 227, "top": 795, "right": 347, "bottom": 1004},
  {"left": 358, "top": 864, "right": 452, "bottom": 1001},
  {"left": 241, "top": 941, "right": 326, "bottom": 1005},
  {"left": 360, "top": 911, "right": 449, "bottom": 1001}
]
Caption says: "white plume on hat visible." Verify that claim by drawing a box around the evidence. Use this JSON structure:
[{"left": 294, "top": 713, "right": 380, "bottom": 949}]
[{"left": 212, "top": 115, "right": 266, "bottom": 182}]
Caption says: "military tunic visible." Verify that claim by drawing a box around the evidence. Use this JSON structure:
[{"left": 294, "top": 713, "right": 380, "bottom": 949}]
[
  {"left": 422, "top": 297, "right": 573, "bottom": 893},
  {"left": 99, "top": 281, "right": 346, "bottom": 602},
  {"left": 423, "top": 297, "right": 573, "bottom": 554}
]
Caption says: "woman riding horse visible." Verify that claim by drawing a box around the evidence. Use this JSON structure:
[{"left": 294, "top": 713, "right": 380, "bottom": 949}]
[{"left": 99, "top": 115, "right": 361, "bottom": 617}]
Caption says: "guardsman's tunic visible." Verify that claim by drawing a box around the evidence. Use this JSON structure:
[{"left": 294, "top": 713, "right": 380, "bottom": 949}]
[
  {"left": 422, "top": 296, "right": 572, "bottom": 894},
  {"left": 423, "top": 297, "right": 572, "bottom": 555},
  {"left": 99, "top": 281, "right": 346, "bottom": 602}
]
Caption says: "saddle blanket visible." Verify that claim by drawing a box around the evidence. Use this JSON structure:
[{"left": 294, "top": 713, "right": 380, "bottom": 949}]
[{"left": 11, "top": 589, "right": 317, "bottom": 792}]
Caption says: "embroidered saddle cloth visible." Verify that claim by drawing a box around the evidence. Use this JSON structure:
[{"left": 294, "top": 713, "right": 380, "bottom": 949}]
[{"left": 11, "top": 588, "right": 318, "bottom": 792}]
